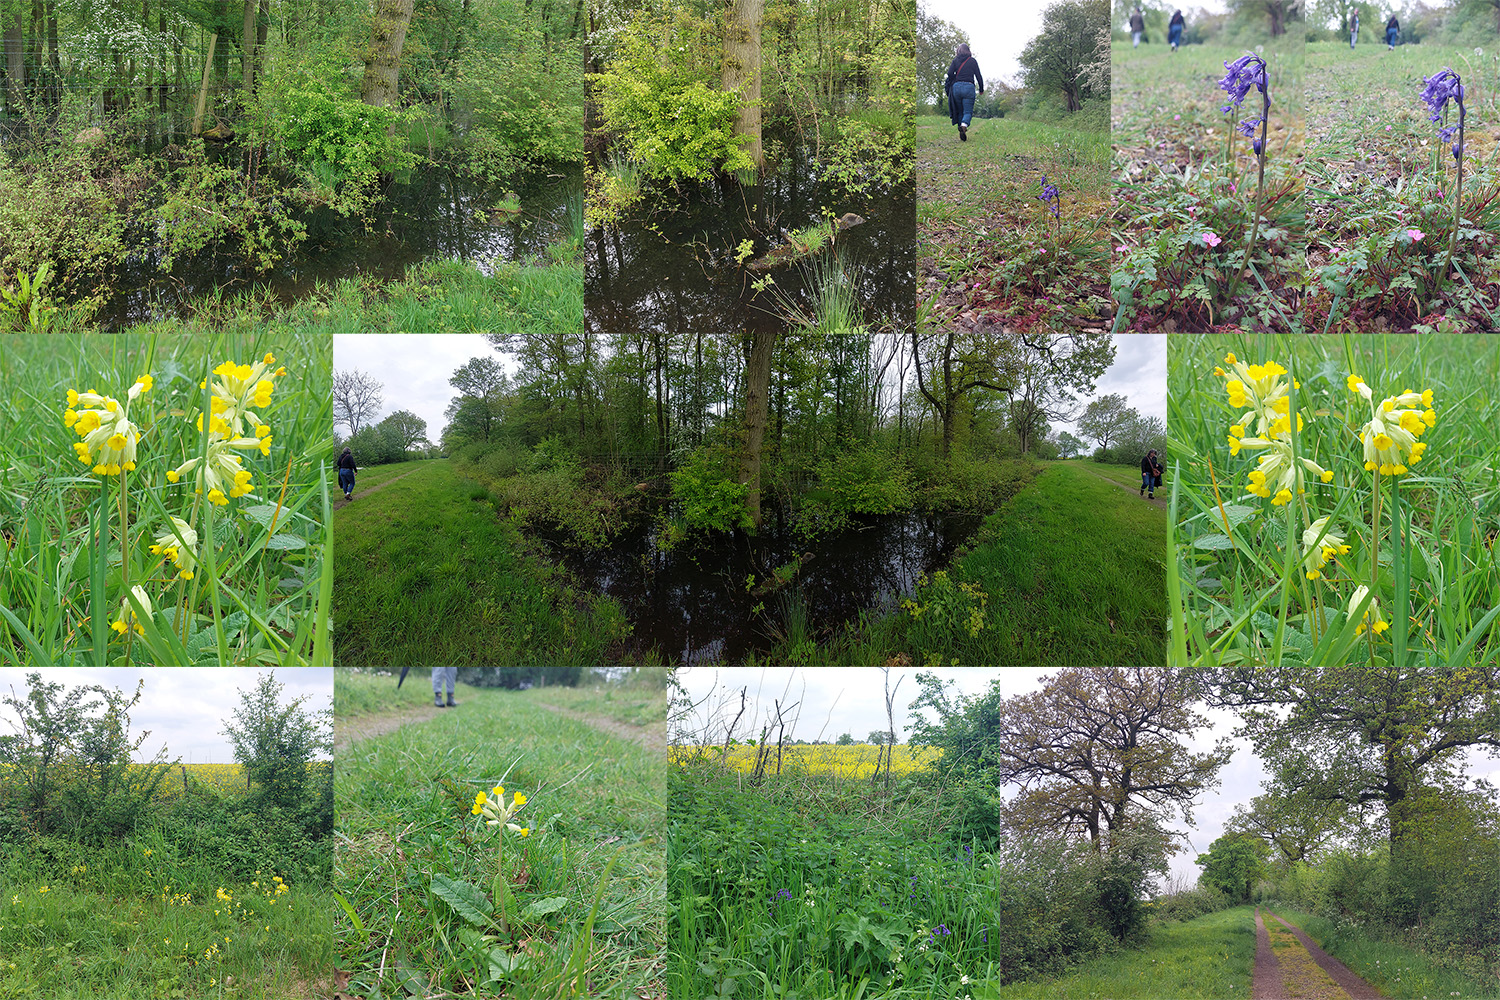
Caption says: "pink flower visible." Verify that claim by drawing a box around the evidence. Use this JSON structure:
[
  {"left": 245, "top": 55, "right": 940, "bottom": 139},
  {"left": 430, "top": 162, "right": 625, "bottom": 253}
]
[
  {"left": 1386, "top": 124, "right": 1392, "bottom": 130},
  {"left": 1039, "top": 248, "right": 1047, "bottom": 255},
  {"left": 1407, "top": 228, "right": 1425, "bottom": 241},
  {"left": 1174, "top": 114, "right": 1182, "bottom": 120},
  {"left": 1115, "top": 245, "right": 1129, "bottom": 253},
  {"left": 1203, "top": 232, "right": 1222, "bottom": 248},
  {"left": 1230, "top": 183, "right": 1237, "bottom": 193}
]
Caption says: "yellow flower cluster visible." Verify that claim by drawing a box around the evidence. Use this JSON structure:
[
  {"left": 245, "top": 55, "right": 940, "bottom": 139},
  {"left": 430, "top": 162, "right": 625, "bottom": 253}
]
[
  {"left": 1347, "top": 375, "right": 1436, "bottom": 476},
  {"left": 62, "top": 374, "right": 152, "bottom": 476},
  {"left": 471, "top": 784, "right": 531, "bottom": 837},
  {"left": 111, "top": 585, "right": 152, "bottom": 636},
  {"left": 167, "top": 353, "right": 284, "bottom": 505},
  {"left": 149, "top": 516, "right": 199, "bottom": 581},
  {"left": 1301, "top": 517, "right": 1351, "bottom": 581},
  {"left": 1219, "top": 354, "right": 1331, "bottom": 505}
]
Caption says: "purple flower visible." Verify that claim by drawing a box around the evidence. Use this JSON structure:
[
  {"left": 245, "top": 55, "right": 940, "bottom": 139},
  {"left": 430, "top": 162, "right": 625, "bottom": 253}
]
[
  {"left": 1235, "top": 117, "right": 1260, "bottom": 139},
  {"left": 1037, "top": 176, "right": 1060, "bottom": 222},
  {"left": 1420, "top": 68, "right": 1464, "bottom": 125},
  {"left": 1218, "top": 53, "right": 1267, "bottom": 114}
]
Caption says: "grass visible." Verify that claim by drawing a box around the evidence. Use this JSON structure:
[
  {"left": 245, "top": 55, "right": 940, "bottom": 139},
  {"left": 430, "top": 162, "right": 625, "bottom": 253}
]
[
  {"left": 338, "top": 457, "right": 430, "bottom": 495},
  {"left": 917, "top": 113, "right": 1111, "bottom": 329},
  {"left": 903, "top": 461, "right": 1167, "bottom": 666},
  {"left": 1168, "top": 333, "right": 1500, "bottom": 668},
  {"left": 334, "top": 677, "right": 665, "bottom": 998},
  {"left": 333, "top": 459, "right": 631, "bottom": 666},
  {"left": 1079, "top": 459, "right": 1170, "bottom": 492},
  {"left": 1112, "top": 41, "right": 1305, "bottom": 331},
  {"left": 1262, "top": 916, "right": 1344, "bottom": 1000},
  {"left": 669, "top": 764, "right": 1004, "bottom": 999},
  {"left": 1266, "top": 906, "right": 1496, "bottom": 1000},
  {"left": 51, "top": 257, "right": 584, "bottom": 335},
  {"left": 1305, "top": 42, "right": 1500, "bottom": 332},
  {"left": 987, "top": 906, "right": 1256, "bottom": 999},
  {"left": 0, "top": 332, "right": 333, "bottom": 665}
]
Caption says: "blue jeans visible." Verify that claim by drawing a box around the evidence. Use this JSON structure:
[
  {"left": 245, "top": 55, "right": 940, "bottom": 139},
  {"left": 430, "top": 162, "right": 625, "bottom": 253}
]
[
  {"left": 1168, "top": 24, "right": 1182, "bottom": 47},
  {"left": 950, "top": 81, "right": 975, "bottom": 128},
  {"left": 1386, "top": 27, "right": 1397, "bottom": 46},
  {"left": 1132, "top": 31, "right": 1142, "bottom": 47},
  {"left": 338, "top": 467, "right": 354, "bottom": 495}
]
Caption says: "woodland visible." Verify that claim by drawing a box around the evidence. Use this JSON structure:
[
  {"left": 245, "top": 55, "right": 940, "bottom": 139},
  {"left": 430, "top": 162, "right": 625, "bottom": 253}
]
[
  {"left": 0, "top": 0, "right": 582, "bottom": 331},
  {"left": 983, "top": 666, "right": 1498, "bottom": 998},
  {"left": 586, "top": 0, "right": 917, "bottom": 337}
]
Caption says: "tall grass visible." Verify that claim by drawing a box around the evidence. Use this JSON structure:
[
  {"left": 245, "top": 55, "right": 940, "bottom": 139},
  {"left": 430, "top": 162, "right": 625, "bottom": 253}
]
[
  {"left": 0, "top": 333, "right": 333, "bottom": 665},
  {"left": 1168, "top": 334, "right": 1500, "bottom": 667}
]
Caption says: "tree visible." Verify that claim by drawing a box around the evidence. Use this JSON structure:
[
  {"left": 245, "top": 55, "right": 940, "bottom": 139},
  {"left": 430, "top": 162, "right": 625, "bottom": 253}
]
[
  {"left": 1228, "top": 0, "right": 1296, "bottom": 35},
  {"left": 911, "top": 330, "right": 1019, "bottom": 458},
  {"left": 332, "top": 370, "right": 385, "bottom": 438},
  {"left": 1196, "top": 832, "right": 1269, "bottom": 903},
  {"left": 449, "top": 356, "right": 510, "bottom": 443},
  {"left": 1009, "top": 333, "right": 1115, "bottom": 455},
  {"left": 722, "top": 0, "right": 764, "bottom": 169},
  {"left": 220, "top": 671, "right": 332, "bottom": 834},
  {"left": 835, "top": 732, "right": 855, "bottom": 745},
  {"left": 1019, "top": 0, "right": 1109, "bottom": 113},
  {"left": 982, "top": 668, "right": 1232, "bottom": 849},
  {"left": 740, "top": 330, "right": 778, "bottom": 527},
  {"left": 1224, "top": 784, "right": 1347, "bottom": 864},
  {"left": 378, "top": 410, "right": 430, "bottom": 455},
  {"left": 867, "top": 729, "right": 894, "bottom": 745},
  {"left": 1056, "top": 430, "right": 1086, "bottom": 458},
  {"left": 361, "top": 0, "right": 417, "bottom": 108},
  {"left": 1205, "top": 665, "right": 1500, "bottom": 855},
  {"left": 1077, "top": 393, "right": 1132, "bottom": 457},
  {"left": 917, "top": 4, "right": 967, "bottom": 108}
]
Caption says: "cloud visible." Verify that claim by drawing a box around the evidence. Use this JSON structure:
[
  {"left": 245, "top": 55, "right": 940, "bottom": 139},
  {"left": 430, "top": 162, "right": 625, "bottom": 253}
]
[{"left": 332, "top": 335, "right": 516, "bottom": 444}]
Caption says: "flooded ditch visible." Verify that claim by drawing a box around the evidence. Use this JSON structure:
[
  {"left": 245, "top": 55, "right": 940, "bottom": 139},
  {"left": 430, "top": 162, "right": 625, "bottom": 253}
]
[
  {"left": 539, "top": 507, "right": 981, "bottom": 665},
  {"left": 586, "top": 130, "right": 915, "bottom": 336}
]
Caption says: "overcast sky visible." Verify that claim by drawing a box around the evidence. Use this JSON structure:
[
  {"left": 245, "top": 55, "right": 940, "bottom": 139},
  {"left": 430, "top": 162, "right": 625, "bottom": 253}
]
[
  {"left": 1052, "top": 334, "right": 1167, "bottom": 440},
  {"left": 332, "top": 335, "right": 517, "bottom": 444},
  {"left": 0, "top": 669, "right": 333, "bottom": 764},
  {"left": 925, "top": 0, "right": 1034, "bottom": 85}
]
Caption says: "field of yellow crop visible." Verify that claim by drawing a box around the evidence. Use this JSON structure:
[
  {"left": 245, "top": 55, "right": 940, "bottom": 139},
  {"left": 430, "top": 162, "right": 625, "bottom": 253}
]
[
  {"left": 671, "top": 743, "right": 941, "bottom": 779},
  {"left": 2, "top": 759, "right": 330, "bottom": 800}
]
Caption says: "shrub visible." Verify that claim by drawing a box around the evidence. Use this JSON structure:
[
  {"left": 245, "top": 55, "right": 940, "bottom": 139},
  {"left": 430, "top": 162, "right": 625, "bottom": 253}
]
[{"left": 671, "top": 447, "right": 749, "bottom": 533}]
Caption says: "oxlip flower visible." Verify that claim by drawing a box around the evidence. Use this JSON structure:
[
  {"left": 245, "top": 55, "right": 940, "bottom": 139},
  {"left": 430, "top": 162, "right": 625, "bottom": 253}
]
[
  {"left": 150, "top": 517, "right": 199, "bottom": 581},
  {"left": 111, "top": 585, "right": 152, "bottom": 636},
  {"left": 1348, "top": 375, "right": 1435, "bottom": 476},
  {"left": 1301, "top": 517, "right": 1350, "bottom": 581},
  {"left": 167, "top": 440, "right": 256, "bottom": 505},
  {"left": 1348, "top": 585, "right": 1390, "bottom": 635}
]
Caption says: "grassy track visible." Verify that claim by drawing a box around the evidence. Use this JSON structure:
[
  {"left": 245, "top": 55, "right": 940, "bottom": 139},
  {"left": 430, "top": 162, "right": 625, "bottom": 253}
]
[
  {"left": 988, "top": 906, "right": 1256, "bottom": 999},
  {"left": 335, "top": 679, "right": 664, "bottom": 998},
  {"left": 1268, "top": 907, "right": 1494, "bottom": 1000},
  {"left": 907, "top": 461, "right": 1166, "bottom": 665},
  {"left": 333, "top": 459, "right": 629, "bottom": 666},
  {"left": 1072, "top": 459, "right": 1169, "bottom": 493},
  {"left": 337, "top": 458, "right": 429, "bottom": 496},
  {"left": 918, "top": 113, "right": 1111, "bottom": 327}
]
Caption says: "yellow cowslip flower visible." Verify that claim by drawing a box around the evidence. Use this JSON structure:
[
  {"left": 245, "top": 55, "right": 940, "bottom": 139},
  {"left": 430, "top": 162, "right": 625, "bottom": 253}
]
[
  {"left": 1217, "top": 353, "right": 1298, "bottom": 440},
  {"left": 1349, "top": 376, "right": 1435, "bottom": 476},
  {"left": 150, "top": 516, "right": 198, "bottom": 581},
  {"left": 111, "top": 585, "right": 152, "bottom": 636},
  {"left": 202, "top": 354, "right": 284, "bottom": 440},
  {"left": 166, "top": 441, "right": 255, "bottom": 505},
  {"left": 1348, "top": 585, "right": 1390, "bottom": 635},
  {"left": 472, "top": 784, "right": 531, "bottom": 837},
  {"left": 1242, "top": 439, "right": 1332, "bottom": 505},
  {"left": 1301, "top": 517, "right": 1350, "bottom": 580},
  {"left": 63, "top": 379, "right": 150, "bottom": 476}
]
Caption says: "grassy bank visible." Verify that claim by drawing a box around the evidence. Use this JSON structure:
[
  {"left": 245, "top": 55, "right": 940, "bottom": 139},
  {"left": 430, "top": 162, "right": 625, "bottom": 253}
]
[
  {"left": 335, "top": 679, "right": 665, "bottom": 998},
  {"left": 86, "top": 258, "right": 582, "bottom": 335},
  {"left": 990, "top": 906, "right": 1256, "bottom": 999},
  {"left": 333, "top": 459, "right": 629, "bottom": 666},
  {"left": 1268, "top": 906, "right": 1494, "bottom": 1000}
]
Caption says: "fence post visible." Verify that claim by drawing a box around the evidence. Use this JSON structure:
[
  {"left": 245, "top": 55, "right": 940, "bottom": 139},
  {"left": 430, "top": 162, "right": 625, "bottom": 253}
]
[{"left": 181, "top": 765, "right": 188, "bottom": 793}]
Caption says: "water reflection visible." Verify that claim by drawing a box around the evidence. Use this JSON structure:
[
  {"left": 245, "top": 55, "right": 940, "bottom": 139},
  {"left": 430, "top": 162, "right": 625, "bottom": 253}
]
[{"left": 543, "top": 509, "right": 979, "bottom": 664}]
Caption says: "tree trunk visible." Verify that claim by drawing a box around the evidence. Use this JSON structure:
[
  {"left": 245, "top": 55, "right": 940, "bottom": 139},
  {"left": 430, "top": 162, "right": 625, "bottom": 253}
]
[
  {"left": 241, "top": 0, "right": 256, "bottom": 94},
  {"left": 721, "top": 0, "right": 763, "bottom": 171},
  {"left": 362, "top": 0, "right": 416, "bottom": 108},
  {"left": 3, "top": 8, "right": 24, "bottom": 112},
  {"left": 740, "top": 332, "right": 777, "bottom": 528}
]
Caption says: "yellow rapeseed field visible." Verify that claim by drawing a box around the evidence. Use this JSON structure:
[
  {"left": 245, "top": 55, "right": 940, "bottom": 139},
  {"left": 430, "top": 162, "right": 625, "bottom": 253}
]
[
  {"left": 671, "top": 744, "right": 941, "bottom": 779},
  {"left": 1, "top": 760, "right": 330, "bottom": 800}
]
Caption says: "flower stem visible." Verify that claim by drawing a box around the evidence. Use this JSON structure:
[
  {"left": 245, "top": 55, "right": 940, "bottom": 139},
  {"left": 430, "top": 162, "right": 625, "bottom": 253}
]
[
  {"left": 119, "top": 467, "right": 132, "bottom": 665},
  {"left": 1436, "top": 105, "right": 1463, "bottom": 302},
  {"left": 1226, "top": 96, "right": 1270, "bottom": 305}
]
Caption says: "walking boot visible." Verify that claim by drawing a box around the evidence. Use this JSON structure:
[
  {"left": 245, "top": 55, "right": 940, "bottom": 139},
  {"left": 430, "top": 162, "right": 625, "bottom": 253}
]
[
  {"left": 446, "top": 694, "right": 458, "bottom": 708},
  {"left": 959, "top": 124, "right": 967, "bottom": 142},
  {"left": 434, "top": 695, "right": 444, "bottom": 708}
]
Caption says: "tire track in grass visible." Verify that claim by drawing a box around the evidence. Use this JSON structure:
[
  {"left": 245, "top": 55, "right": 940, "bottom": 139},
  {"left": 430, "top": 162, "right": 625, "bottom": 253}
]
[
  {"left": 1267, "top": 911, "right": 1387, "bottom": 999},
  {"left": 1071, "top": 460, "right": 1169, "bottom": 510},
  {"left": 1255, "top": 908, "right": 1387, "bottom": 1000}
]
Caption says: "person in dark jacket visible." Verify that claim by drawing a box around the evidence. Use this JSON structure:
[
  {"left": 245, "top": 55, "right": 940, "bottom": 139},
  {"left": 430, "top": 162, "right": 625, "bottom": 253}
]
[
  {"left": 338, "top": 446, "right": 357, "bottom": 500},
  {"left": 1349, "top": 8, "right": 1360, "bottom": 48},
  {"left": 1129, "top": 7, "right": 1145, "bottom": 47},
  {"left": 1140, "top": 449, "right": 1163, "bottom": 499},
  {"left": 1168, "top": 10, "right": 1184, "bottom": 50},
  {"left": 944, "top": 43, "right": 984, "bottom": 142},
  {"left": 1385, "top": 14, "right": 1399, "bottom": 48}
]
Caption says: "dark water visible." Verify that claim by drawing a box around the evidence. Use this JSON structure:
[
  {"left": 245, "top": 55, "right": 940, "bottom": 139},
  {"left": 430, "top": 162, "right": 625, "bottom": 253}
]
[
  {"left": 96, "top": 165, "right": 581, "bottom": 328},
  {"left": 585, "top": 135, "right": 915, "bottom": 336},
  {"left": 542, "top": 509, "right": 980, "bottom": 665}
]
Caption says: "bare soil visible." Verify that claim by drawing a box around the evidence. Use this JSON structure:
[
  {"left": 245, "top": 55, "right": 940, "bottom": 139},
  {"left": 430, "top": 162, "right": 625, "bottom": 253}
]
[{"left": 1254, "top": 908, "right": 1387, "bottom": 1000}]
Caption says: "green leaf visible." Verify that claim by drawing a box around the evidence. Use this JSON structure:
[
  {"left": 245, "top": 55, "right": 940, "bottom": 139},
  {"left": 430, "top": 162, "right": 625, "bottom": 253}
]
[
  {"left": 430, "top": 874, "right": 493, "bottom": 927},
  {"left": 1193, "top": 534, "right": 1235, "bottom": 550},
  {"left": 487, "top": 949, "right": 530, "bottom": 980},
  {"left": 264, "top": 533, "right": 308, "bottom": 550},
  {"left": 521, "top": 896, "right": 569, "bottom": 919}
]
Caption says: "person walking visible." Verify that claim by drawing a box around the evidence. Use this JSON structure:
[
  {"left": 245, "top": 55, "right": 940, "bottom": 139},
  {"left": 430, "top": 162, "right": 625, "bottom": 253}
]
[
  {"left": 1168, "top": 10, "right": 1184, "bottom": 51},
  {"left": 1140, "top": 449, "right": 1163, "bottom": 499},
  {"left": 1349, "top": 8, "right": 1360, "bottom": 48},
  {"left": 1385, "top": 14, "right": 1399, "bottom": 49},
  {"left": 432, "top": 667, "right": 458, "bottom": 708},
  {"left": 1129, "top": 7, "right": 1146, "bottom": 47},
  {"left": 337, "top": 446, "right": 357, "bottom": 500},
  {"left": 944, "top": 43, "right": 984, "bottom": 142}
]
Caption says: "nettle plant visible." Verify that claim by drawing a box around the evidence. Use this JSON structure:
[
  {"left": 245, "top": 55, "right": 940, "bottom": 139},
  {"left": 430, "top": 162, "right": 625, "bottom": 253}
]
[{"left": 1173, "top": 349, "right": 1499, "bottom": 667}]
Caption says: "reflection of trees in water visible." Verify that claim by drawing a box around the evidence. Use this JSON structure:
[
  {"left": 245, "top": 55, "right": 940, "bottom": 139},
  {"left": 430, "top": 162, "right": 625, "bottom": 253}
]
[{"left": 551, "top": 511, "right": 978, "bottom": 664}]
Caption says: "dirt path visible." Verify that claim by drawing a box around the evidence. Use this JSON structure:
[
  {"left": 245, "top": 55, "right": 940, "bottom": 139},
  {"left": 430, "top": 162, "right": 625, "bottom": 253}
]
[
  {"left": 1253, "top": 908, "right": 1386, "bottom": 1000},
  {"left": 533, "top": 701, "right": 667, "bottom": 755},
  {"left": 334, "top": 697, "right": 666, "bottom": 757},
  {"left": 333, "top": 466, "right": 424, "bottom": 510},
  {"left": 1075, "top": 464, "right": 1169, "bottom": 510}
]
